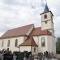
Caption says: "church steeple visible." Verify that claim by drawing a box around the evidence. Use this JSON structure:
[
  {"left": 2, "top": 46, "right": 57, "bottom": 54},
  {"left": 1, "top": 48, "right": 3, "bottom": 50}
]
[
  {"left": 40, "top": 3, "right": 53, "bottom": 16},
  {"left": 44, "top": 3, "right": 49, "bottom": 12},
  {"left": 40, "top": 2, "right": 54, "bottom": 36}
]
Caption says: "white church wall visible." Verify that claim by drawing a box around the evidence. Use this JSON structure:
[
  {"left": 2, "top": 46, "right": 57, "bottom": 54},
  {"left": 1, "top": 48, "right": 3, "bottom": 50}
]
[
  {"left": 0, "top": 35, "right": 56, "bottom": 54},
  {"left": 33, "top": 36, "right": 39, "bottom": 45},
  {"left": 47, "top": 36, "right": 56, "bottom": 54},
  {"left": 52, "top": 37, "right": 56, "bottom": 54},
  {"left": 20, "top": 46, "right": 31, "bottom": 52},
  {"left": 41, "top": 11, "right": 54, "bottom": 32},
  {"left": 0, "top": 39, "right": 8, "bottom": 50},
  {"left": 38, "top": 35, "right": 56, "bottom": 54},
  {"left": 33, "top": 35, "right": 56, "bottom": 54},
  {"left": 41, "top": 12, "right": 52, "bottom": 21},
  {"left": 0, "top": 40, "right": 3, "bottom": 50},
  {"left": 33, "top": 35, "right": 49, "bottom": 53},
  {"left": 41, "top": 20, "right": 53, "bottom": 30},
  {"left": 0, "top": 36, "right": 24, "bottom": 52},
  {"left": 32, "top": 46, "right": 38, "bottom": 55},
  {"left": 33, "top": 35, "right": 52, "bottom": 53},
  {"left": 47, "top": 36, "right": 53, "bottom": 52},
  {"left": 38, "top": 35, "right": 48, "bottom": 53},
  {"left": 20, "top": 46, "right": 38, "bottom": 55}
]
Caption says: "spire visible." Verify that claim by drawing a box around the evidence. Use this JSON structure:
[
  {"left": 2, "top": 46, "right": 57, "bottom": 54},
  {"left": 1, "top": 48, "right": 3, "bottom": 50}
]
[
  {"left": 44, "top": 3, "right": 49, "bottom": 12},
  {"left": 40, "top": 0, "right": 53, "bottom": 16}
]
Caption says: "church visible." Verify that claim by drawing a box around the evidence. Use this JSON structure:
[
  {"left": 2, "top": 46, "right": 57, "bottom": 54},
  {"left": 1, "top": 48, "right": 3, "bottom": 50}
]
[{"left": 0, "top": 4, "right": 56, "bottom": 55}]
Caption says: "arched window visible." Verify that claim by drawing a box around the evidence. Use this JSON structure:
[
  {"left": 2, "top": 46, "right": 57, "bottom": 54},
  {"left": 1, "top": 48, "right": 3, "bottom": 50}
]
[
  {"left": 7, "top": 40, "right": 10, "bottom": 47},
  {"left": 44, "top": 14, "right": 47, "bottom": 19},
  {"left": 15, "top": 39, "right": 18, "bottom": 47},
  {"left": 41, "top": 37, "right": 45, "bottom": 47}
]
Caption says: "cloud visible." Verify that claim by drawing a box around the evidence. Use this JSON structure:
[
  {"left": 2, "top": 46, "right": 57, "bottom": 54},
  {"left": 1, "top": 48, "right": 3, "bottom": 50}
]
[{"left": 0, "top": 0, "right": 60, "bottom": 37}]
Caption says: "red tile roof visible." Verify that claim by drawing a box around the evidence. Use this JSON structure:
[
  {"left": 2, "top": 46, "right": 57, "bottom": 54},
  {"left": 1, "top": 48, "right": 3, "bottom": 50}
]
[
  {"left": 0, "top": 24, "right": 52, "bottom": 39},
  {"left": 30, "top": 27, "right": 52, "bottom": 36},
  {"left": 0, "top": 24, "right": 33, "bottom": 39},
  {"left": 19, "top": 37, "right": 38, "bottom": 47}
]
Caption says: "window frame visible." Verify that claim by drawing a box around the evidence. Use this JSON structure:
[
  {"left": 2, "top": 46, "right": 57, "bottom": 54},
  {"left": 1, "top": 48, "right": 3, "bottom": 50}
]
[
  {"left": 41, "top": 37, "right": 45, "bottom": 47},
  {"left": 44, "top": 14, "right": 47, "bottom": 19},
  {"left": 15, "top": 39, "right": 18, "bottom": 47},
  {"left": 34, "top": 48, "right": 36, "bottom": 52},
  {"left": 1, "top": 40, "right": 4, "bottom": 47},
  {"left": 7, "top": 40, "right": 10, "bottom": 47}
]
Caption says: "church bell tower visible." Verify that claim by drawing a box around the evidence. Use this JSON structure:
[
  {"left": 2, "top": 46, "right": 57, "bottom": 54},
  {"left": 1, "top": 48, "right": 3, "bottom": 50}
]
[{"left": 40, "top": 4, "right": 54, "bottom": 36}]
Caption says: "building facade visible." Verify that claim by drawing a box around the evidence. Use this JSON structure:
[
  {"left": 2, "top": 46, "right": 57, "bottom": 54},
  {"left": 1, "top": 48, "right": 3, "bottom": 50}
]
[{"left": 0, "top": 4, "right": 56, "bottom": 55}]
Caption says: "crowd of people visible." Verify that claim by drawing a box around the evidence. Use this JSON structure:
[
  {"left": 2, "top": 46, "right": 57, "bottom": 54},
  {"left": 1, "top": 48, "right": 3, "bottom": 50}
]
[
  {"left": 0, "top": 48, "right": 31, "bottom": 60},
  {"left": 0, "top": 48, "right": 55, "bottom": 60},
  {"left": 0, "top": 48, "right": 13, "bottom": 60}
]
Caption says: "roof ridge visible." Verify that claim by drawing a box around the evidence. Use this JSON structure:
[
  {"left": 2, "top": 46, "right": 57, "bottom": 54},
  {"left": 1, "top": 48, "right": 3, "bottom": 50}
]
[
  {"left": 0, "top": 24, "right": 34, "bottom": 39},
  {"left": 10, "top": 24, "right": 34, "bottom": 30}
]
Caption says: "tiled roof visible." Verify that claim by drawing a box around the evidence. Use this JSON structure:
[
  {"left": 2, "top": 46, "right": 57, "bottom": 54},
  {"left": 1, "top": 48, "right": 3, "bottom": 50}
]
[
  {"left": 0, "top": 24, "right": 33, "bottom": 39},
  {"left": 19, "top": 37, "right": 38, "bottom": 47},
  {"left": 0, "top": 24, "right": 52, "bottom": 39},
  {"left": 30, "top": 27, "right": 52, "bottom": 36}
]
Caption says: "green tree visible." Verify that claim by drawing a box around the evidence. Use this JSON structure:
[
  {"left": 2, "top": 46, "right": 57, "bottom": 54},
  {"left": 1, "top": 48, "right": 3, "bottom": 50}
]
[{"left": 56, "top": 37, "right": 60, "bottom": 54}]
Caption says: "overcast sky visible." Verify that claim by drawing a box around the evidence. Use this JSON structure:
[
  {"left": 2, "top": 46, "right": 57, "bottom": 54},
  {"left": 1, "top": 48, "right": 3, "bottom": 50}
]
[{"left": 0, "top": 0, "right": 60, "bottom": 37}]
